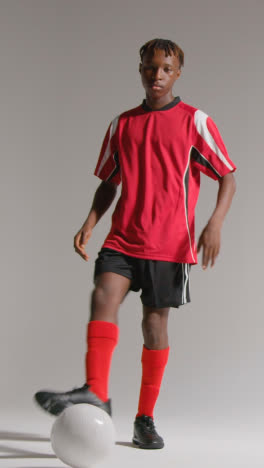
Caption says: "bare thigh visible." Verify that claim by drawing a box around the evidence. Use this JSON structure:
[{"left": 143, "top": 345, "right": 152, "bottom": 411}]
[{"left": 90, "top": 272, "right": 131, "bottom": 324}]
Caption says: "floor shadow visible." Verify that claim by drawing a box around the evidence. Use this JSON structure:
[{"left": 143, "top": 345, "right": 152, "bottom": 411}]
[
  {"left": 0, "top": 444, "right": 56, "bottom": 459},
  {"left": 0, "top": 431, "right": 138, "bottom": 460},
  {"left": 0, "top": 431, "right": 49, "bottom": 442},
  {"left": 116, "top": 440, "right": 138, "bottom": 448},
  {"left": 0, "top": 430, "right": 54, "bottom": 460}
]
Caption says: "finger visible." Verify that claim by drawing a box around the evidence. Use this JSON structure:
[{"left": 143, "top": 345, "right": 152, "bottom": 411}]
[
  {"left": 210, "top": 247, "right": 217, "bottom": 267},
  {"left": 74, "top": 240, "right": 89, "bottom": 258},
  {"left": 74, "top": 232, "right": 82, "bottom": 249},
  {"left": 211, "top": 246, "right": 220, "bottom": 267},
  {"left": 74, "top": 246, "right": 89, "bottom": 261},
  {"left": 211, "top": 251, "right": 216, "bottom": 268},
  {"left": 80, "top": 229, "right": 92, "bottom": 246},
  {"left": 202, "top": 246, "right": 209, "bottom": 269},
  {"left": 207, "top": 247, "right": 215, "bottom": 268},
  {"left": 75, "top": 232, "right": 89, "bottom": 250},
  {"left": 202, "top": 246, "right": 213, "bottom": 270}
]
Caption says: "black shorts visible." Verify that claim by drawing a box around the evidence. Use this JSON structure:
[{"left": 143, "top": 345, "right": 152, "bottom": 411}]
[{"left": 94, "top": 248, "right": 191, "bottom": 309}]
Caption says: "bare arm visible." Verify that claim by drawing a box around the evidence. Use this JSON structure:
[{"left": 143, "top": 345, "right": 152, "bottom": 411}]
[
  {"left": 197, "top": 172, "right": 236, "bottom": 269},
  {"left": 74, "top": 180, "right": 118, "bottom": 261}
]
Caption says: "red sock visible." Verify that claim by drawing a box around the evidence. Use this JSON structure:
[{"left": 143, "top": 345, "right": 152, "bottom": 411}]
[
  {"left": 136, "top": 345, "right": 170, "bottom": 419},
  {"left": 85, "top": 320, "right": 119, "bottom": 402}
]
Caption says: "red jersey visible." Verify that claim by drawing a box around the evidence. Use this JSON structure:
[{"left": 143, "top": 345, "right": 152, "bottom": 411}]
[{"left": 94, "top": 97, "right": 236, "bottom": 264}]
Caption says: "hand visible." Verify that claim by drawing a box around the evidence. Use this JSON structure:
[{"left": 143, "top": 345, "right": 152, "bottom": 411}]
[
  {"left": 197, "top": 221, "right": 221, "bottom": 270},
  {"left": 73, "top": 223, "right": 93, "bottom": 261}
]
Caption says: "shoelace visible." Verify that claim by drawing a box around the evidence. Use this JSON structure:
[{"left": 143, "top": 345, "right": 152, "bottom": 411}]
[
  {"left": 66, "top": 384, "right": 87, "bottom": 395},
  {"left": 140, "top": 416, "right": 156, "bottom": 432}
]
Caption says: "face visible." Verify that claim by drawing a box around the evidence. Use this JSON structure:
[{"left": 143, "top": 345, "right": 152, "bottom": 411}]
[{"left": 139, "top": 49, "right": 181, "bottom": 98}]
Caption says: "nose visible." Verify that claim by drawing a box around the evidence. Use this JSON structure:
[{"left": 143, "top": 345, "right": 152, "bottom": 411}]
[{"left": 152, "top": 67, "right": 163, "bottom": 80}]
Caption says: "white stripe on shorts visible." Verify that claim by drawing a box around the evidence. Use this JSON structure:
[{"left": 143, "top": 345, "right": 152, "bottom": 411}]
[{"left": 182, "top": 264, "right": 189, "bottom": 304}]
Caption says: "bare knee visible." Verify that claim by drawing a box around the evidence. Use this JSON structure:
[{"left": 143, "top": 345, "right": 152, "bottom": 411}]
[
  {"left": 142, "top": 308, "right": 169, "bottom": 349},
  {"left": 92, "top": 284, "right": 122, "bottom": 309}
]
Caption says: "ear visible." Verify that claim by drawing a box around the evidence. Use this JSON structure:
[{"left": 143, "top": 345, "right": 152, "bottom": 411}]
[
  {"left": 139, "top": 63, "right": 142, "bottom": 74},
  {"left": 175, "top": 68, "right": 181, "bottom": 80}
]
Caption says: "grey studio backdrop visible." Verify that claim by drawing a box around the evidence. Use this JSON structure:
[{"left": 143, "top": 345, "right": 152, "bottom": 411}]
[{"left": 0, "top": 0, "right": 263, "bottom": 435}]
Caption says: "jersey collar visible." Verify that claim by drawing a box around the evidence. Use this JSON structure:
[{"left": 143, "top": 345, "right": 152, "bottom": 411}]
[{"left": 141, "top": 96, "right": 181, "bottom": 112}]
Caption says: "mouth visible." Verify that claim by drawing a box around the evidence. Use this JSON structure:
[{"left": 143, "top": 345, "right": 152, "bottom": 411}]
[{"left": 150, "top": 83, "right": 163, "bottom": 89}]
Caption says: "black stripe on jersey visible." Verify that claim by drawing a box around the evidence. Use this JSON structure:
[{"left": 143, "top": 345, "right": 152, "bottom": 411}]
[
  {"left": 184, "top": 165, "right": 190, "bottom": 218},
  {"left": 191, "top": 146, "right": 220, "bottom": 179},
  {"left": 107, "top": 151, "right": 120, "bottom": 182}
]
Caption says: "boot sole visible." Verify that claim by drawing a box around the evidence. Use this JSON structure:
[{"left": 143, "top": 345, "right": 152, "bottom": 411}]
[
  {"left": 34, "top": 392, "right": 111, "bottom": 416},
  {"left": 132, "top": 437, "right": 164, "bottom": 449}
]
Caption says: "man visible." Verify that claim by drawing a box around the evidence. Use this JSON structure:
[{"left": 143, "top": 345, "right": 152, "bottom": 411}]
[{"left": 34, "top": 38, "right": 236, "bottom": 449}]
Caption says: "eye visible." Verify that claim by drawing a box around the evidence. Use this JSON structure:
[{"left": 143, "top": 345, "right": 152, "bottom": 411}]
[{"left": 164, "top": 67, "right": 172, "bottom": 73}]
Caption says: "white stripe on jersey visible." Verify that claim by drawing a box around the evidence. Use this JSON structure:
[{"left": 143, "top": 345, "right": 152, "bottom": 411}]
[
  {"left": 183, "top": 148, "right": 196, "bottom": 263},
  {"left": 97, "top": 114, "right": 120, "bottom": 177},
  {"left": 194, "top": 110, "right": 233, "bottom": 171}
]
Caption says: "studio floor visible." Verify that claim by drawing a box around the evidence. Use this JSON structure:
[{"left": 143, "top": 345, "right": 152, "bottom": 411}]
[{"left": 0, "top": 412, "right": 263, "bottom": 468}]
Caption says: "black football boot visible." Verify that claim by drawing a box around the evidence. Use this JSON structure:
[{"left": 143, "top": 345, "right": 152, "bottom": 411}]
[
  {"left": 132, "top": 415, "right": 164, "bottom": 449},
  {"left": 34, "top": 384, "right": 111, "bottom": 416}
]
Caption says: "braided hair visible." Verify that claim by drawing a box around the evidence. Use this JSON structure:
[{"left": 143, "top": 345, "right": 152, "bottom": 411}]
[{"left": 139, "top": 38, "right": 184, "bottom": 68}]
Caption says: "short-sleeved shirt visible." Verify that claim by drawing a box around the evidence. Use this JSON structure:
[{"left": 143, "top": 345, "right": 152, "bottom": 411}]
[{"left": 94, "top": 97, "right": 236, "bottom": 264}]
